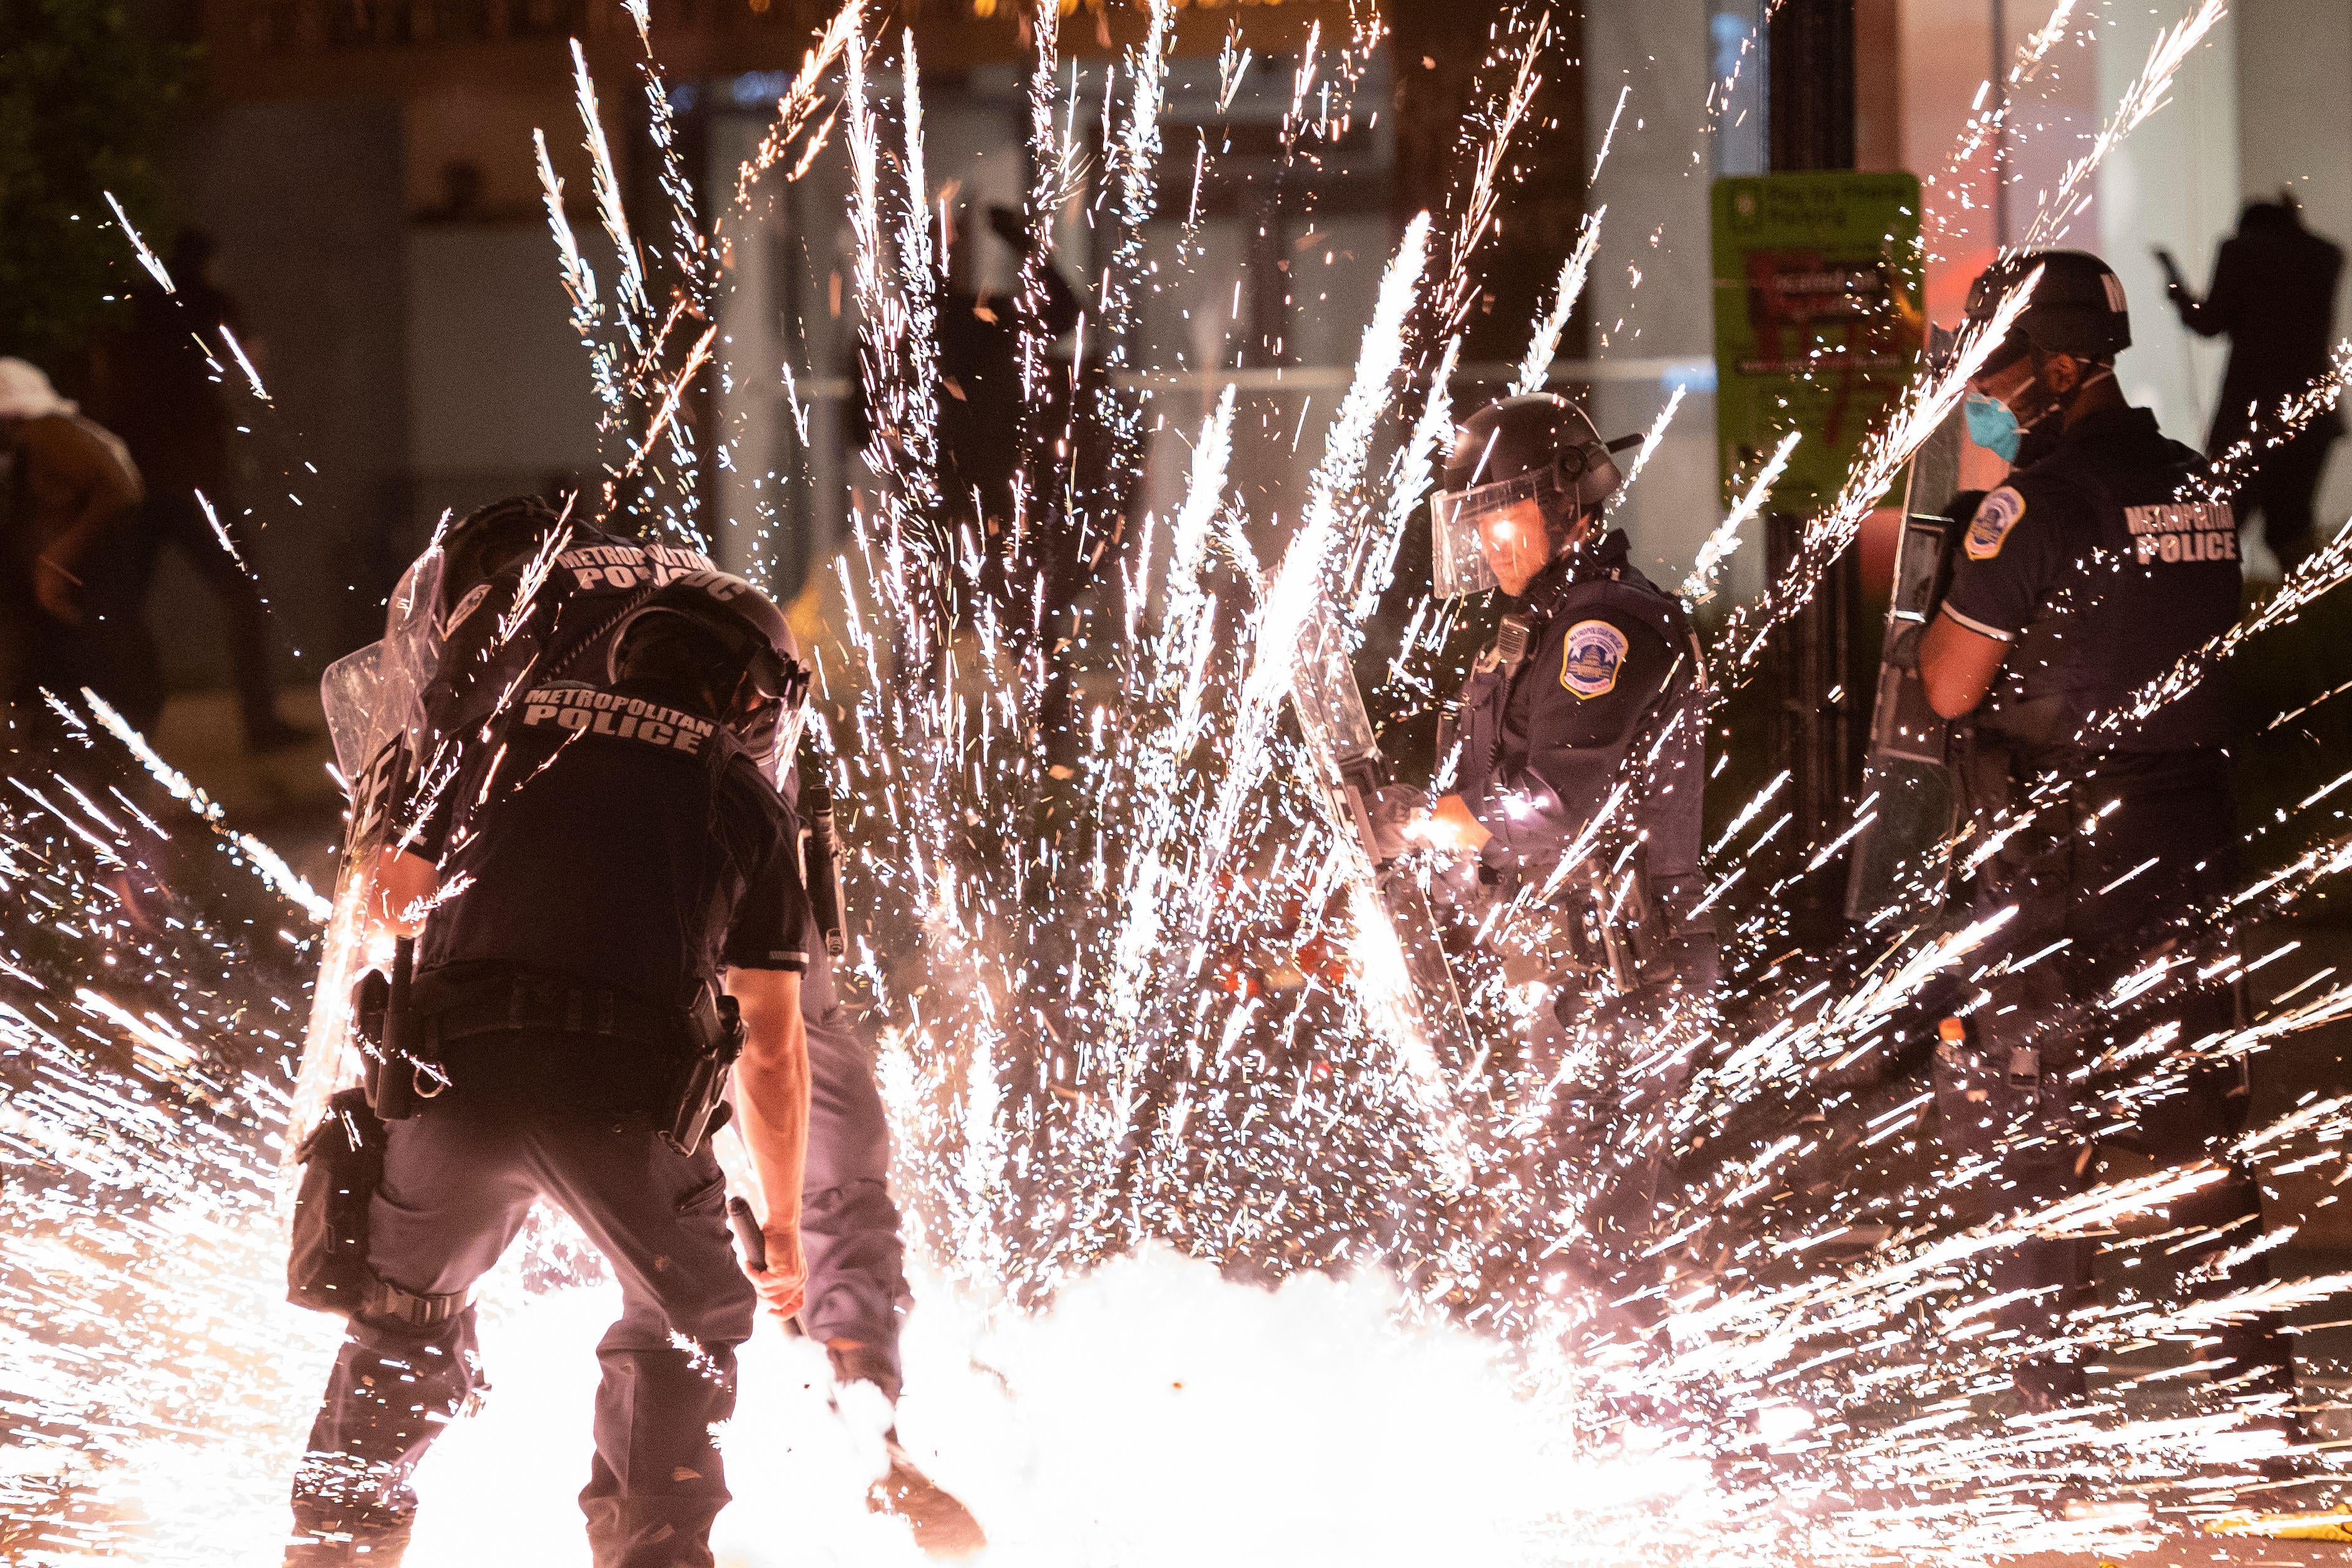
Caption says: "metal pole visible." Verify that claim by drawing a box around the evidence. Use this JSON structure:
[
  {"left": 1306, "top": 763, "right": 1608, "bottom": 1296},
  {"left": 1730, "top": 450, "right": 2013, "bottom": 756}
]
[
  {"left": 1764, "top": 0, "right": 1863, "bottom": 938},
  {"left": 1991, "top": 0, "right": 2011, "bottom": 247}
]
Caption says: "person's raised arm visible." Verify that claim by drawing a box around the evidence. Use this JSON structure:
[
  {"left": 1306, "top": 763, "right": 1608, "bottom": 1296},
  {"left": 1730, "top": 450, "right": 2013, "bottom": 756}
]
[
  {"left": 727, "top": 965, "right": 810, "bottom": 1321},
  {"left": 2167, "top": 242, "right": 2236, "bottom": 338}
]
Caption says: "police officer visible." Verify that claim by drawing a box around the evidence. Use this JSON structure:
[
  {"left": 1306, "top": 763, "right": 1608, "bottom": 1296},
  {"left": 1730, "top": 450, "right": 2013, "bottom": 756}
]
[
  {"left": 426, "top": 507, "right": 922, "bottom": 1347},
  {"left": 1908, "top": 249, "right": 2293, "bottom": 1413},
  {"left": 286, "top": 576, "right": 815, "bottom": 1566},
  {"left": 388, "top": 501, "right": 971, "bottom": 1547},
  {"left": 1397, "top": 392, "right": 1715, "bottom": 1300}
]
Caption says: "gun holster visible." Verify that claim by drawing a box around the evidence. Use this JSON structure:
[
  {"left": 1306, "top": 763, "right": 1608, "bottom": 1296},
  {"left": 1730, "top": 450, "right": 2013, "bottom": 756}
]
[
  {"left": 800, "top": 750, "right": 851, "bottom": 960},
  {"left": 352, "top": 938, "right": 437, "bottom": 1120},
  {"left": 661, "top": 982, "right": 745, "bottom": 1158},
  {"left": 287, "top": 1086, "right": 470, "bottom": 1329},
  {"left": 803, "top": 806, "right": 848, "bottom": 960},
  {"left": 288, "top": 1086, "right": 385, "bottom": 1318},
  {"left": 1932, "top": 1011, "right": 2054, "bottom": 1161},
  {"left": 1950, "top": 716, "right": 2067, "bottom": 901},
  {"left": 1558, "top": 852, "right": 1677, "bottom": 999}
]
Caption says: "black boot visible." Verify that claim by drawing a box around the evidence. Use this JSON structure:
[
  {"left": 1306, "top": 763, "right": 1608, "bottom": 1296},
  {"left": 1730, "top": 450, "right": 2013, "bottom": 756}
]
[
  {"left": 285, "top": 1499, "right": 414, "bottom": 1567},
  {"left": 829, "top": 1341, "right": 987, "bottom": 1559}
]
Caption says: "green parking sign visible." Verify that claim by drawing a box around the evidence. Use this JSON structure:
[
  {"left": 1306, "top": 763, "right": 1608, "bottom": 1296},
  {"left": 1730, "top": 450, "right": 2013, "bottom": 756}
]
[{"left": 1712, "top": 171, "right": 1925, "bottom": 514}]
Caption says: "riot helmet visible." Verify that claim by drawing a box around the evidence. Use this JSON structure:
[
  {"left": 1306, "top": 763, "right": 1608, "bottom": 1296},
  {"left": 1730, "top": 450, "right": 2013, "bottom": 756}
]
[
  {"left": 1430, "top": 394, "right": 1636, "bottom": 597},
  {"left": 439, "top": 495, "right": 565, "bottom": 620},
  {"left": 608, "top": 571, "right": 812, "bottom": 776},
  {"left": 1962, "top": 251, "right": 2131, "bottom": 461},
  {"left": 1963, "top": 249, "right": 2131, "bottom": 370}
]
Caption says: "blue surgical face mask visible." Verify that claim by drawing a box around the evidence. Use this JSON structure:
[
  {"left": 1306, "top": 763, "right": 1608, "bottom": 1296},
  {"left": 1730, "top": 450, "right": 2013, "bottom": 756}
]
[{"left": 1964, "top": 390, "right": 2023, "bottom": 462}]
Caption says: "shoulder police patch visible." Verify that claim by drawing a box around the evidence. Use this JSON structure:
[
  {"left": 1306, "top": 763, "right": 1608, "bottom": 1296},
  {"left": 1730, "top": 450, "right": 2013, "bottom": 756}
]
[
  {"left": 1964, "top": 486, "right": 2026, "bottom": 561},
  {"left": 1560, "top": 619, "right": 1629, "bottom": 700}
]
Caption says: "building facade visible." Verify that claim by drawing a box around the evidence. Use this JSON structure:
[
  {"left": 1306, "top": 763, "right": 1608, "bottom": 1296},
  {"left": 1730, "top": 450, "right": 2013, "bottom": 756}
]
[{"left": 163, "top": 0, "right": 2352, "bottom": 688}]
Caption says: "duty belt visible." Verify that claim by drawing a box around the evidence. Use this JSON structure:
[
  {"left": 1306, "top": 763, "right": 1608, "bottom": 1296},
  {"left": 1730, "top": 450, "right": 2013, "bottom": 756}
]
[{"left": 412, "top": 971, "right": 681, "bottom": 1051}]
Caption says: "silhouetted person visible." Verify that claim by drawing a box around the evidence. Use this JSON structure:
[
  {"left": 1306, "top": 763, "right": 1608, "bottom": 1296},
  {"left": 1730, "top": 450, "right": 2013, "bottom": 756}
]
[
  {"left": 958, "top": 208, "right": 1134, "bottom": 775},
  {"left": 935, "top": 205, "right": 1086, "bottom": 586},
  {"left": 1, "top": 357, "right": 144, "bottom": 733},
  {"left": 2159, "top": 195, "right": 2345, "bottom": 571},
  {"left": 94, "top": 228, "right": 300, "bottom": 750},
  {"left": 850, "top": 204, "right": 1097, "bottom": 764}
]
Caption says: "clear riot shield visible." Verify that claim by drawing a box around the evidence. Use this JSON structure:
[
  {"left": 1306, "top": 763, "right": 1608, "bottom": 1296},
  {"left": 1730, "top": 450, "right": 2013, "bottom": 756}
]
[
  {"left": 1291, "top": 604, "right": 1477, "bottom": 1071},
  {"left": 320, "top": 643, "right": 385, "bottom": 783},
  {"left": 289, "top": 550, "right": 447, "bottom": 1157},
  {"left": 1844, "top": 326, "right": 1965, "bottom": 927}
]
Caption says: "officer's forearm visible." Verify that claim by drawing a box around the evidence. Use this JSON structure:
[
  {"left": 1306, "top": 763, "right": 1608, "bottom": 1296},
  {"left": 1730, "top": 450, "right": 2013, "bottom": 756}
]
[
  {"left": 730, "top": 971, "right": 810, "bottom": 1231},
  {"left": 1918, "top": 611, "right": 2008, "bottom": 720}
]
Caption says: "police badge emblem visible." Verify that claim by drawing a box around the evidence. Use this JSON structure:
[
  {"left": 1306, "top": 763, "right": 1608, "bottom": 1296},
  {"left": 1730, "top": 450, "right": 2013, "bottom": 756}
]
[
  {"left": 1964, "top": 486, "right": 2026, "bottom": 561},
  {"left": 1560, "top": 619, "right": 1628, "bottom": 699}
]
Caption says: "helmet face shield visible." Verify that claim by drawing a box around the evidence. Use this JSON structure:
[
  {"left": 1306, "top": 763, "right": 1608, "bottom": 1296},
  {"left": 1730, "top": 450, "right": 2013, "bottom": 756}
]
[
  {"left": 759, "top": 705, "right": 811, "bottom": 785},
  {"left": 1972, "top": 325, "right": 2034, "bottom": 382},
  {"left": 1430, "top": 486, "right": 1502, "bottom": 599},
  {"left": 1429, "top": 470, "right": 1569, "bottom": 598},
  {"left": 1435, "top": 466, "right": 1575, "bottom": 598},
  {"left": 731, "top": 649, "right": 813, "bottom": 783},
  {"left": 1429, "top": 409, "right": 1631, "bottom": 599}
]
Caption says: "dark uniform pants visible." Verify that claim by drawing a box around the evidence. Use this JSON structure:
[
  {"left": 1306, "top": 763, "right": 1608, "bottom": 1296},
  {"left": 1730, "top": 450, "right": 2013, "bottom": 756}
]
[
  {"left": 798, "top": 942, "right": 909, "bottom": 1375},
  {"left": 1529, "top": 906, "right": 1719, "bottom": 1313},
  {"left": 1937, "top": 752, "right": 2291, "bottom": 1402},
  {"left": 91, "top": 486, "right": 279, "bottom": 738},
  {"left": 288, "top": 1087, "right": 756, "bottom": 1568}
]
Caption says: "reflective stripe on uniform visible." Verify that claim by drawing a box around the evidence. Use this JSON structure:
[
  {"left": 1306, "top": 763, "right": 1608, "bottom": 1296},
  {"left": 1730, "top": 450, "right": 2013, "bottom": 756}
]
[{"left": 1940, "top": 603, "right": 2015, "bottom": 643}]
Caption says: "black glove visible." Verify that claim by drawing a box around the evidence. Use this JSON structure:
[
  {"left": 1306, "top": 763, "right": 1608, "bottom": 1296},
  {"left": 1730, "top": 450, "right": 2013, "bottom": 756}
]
[
  {"left": 2153, "top": 247, "right": 2188, "bottom": 298},
  {"left": 1363, "top": 784, "right": 1428, "bottom": 864},
  {"left": 1884, "top": 621, "right": 1928, "bottom": 675},
  {"left": 1430, "top": 846, "right": 1486, "bottom": 910}
]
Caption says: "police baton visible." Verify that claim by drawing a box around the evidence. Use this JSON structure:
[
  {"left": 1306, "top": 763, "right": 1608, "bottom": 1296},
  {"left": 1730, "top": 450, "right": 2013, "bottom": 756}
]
[
  {"left": 798, "top": 756, "right": 849, "bottom": 960},
  {"left": 363, "top": 937, "right": 420, "bottom": 1120},
  {"left": 727, "top": 1194, "right": 807, "bottom": 1338}
]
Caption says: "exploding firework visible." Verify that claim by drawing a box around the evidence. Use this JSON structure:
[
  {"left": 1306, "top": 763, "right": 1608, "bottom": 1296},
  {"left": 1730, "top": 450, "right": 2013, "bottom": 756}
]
[{"left": 8, "top": 0, "right": 2352, "bottom": 1563}]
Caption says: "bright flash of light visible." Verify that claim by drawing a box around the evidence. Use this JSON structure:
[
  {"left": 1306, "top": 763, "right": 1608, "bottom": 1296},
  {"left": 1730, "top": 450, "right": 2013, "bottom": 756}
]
[
  {"left": 1683, "top": 430, "right": 1798, "bottom": 604},
  {"left": 15, "top": 4, "right": 2352, "bottom": 1565}
]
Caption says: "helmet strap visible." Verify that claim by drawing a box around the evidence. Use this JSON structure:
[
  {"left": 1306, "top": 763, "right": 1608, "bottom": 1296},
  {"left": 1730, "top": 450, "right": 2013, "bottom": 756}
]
[
  {"left": 1541, "top": 492, "right": 1593, "bottom": 558},
  {"left": 2022, "top": 348, "right": 2118, "bottom": 435}
]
